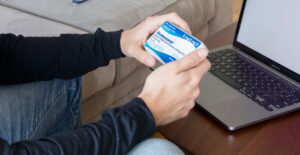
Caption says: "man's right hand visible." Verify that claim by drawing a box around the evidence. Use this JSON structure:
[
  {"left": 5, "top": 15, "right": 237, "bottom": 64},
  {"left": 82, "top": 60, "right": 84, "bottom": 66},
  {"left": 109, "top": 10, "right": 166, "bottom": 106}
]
[{"left": 138, "top": 48, "right": 210, "bottom": 126}]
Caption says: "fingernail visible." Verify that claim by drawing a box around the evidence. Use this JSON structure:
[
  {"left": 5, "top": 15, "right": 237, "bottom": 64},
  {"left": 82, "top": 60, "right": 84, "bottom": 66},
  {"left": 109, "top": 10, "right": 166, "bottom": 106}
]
[
  {"left": 197, "top": 50, "right": 204, "bottom": 58},
  {"left": 197, "top": 49, "right": 208, "bottom": 59}
]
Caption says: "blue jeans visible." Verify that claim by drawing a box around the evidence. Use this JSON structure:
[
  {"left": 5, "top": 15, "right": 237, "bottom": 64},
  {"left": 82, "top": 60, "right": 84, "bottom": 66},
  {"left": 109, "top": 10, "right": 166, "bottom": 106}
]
[
  {"left": 128, "top": 138, "right": 184, "bottom": 155},
  {"left": 0, "top": 78, "right": 81, "bottom": 144},
  {"left": 0, "top": 78, "right": 183, "bottom": 154}
]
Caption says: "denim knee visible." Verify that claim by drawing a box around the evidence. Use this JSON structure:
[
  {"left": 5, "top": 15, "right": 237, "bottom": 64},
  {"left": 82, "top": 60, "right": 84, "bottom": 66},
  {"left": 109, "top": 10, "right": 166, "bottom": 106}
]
[
  {"left": 0, "top": 77, "right": 82, "bottom": 144},
  {"left": 127, "top": 138, "right": 184, "bottom": 155}
]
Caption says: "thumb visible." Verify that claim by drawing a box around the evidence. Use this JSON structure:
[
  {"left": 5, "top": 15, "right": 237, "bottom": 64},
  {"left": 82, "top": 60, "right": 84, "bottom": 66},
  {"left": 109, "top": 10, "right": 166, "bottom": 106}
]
[
  {"left": 133, "top": 48, "right": 156, "bottom": 67},
  {"left": 173, "top": 48, "right": 208, "bottom": 73}
]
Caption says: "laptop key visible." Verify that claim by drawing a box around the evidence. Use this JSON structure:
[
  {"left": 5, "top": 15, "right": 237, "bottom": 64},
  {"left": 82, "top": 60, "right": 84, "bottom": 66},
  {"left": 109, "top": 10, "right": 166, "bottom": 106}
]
[
  {"left": 208, "top": 49, "right": 300, "bottom": 112},
  {"left": 211, "top": 70, "right": 241, "bottom": 89},
  {"left": 269, "top": 98, "right": 286, "bottom": 109},
  {"left": 255, "top": 96, "right": 265, "bottom": 102},
  {"left": 263, "top": 104, "right": 274, "bottom": 111}
]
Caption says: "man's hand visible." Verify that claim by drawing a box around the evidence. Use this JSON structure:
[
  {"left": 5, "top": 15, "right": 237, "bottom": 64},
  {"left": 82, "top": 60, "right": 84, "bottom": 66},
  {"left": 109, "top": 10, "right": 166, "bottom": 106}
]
[
  {"left": 138, "top": 48, "right": 210, "bottom": 126},
  {"left": 120, "top": 12, "right": 191, "bottom": 67}
]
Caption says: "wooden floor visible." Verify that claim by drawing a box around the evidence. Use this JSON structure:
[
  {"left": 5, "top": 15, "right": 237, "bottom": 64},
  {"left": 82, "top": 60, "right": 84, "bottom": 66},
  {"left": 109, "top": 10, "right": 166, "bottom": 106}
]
[{"left": 233, "top": 0, "right": 243, "bottom": 22}]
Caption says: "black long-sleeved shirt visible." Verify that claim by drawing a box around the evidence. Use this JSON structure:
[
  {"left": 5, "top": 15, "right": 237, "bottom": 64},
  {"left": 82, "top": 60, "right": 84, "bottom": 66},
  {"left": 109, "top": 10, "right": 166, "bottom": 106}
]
[{"left": 0, "top": 29, "right": 156, "bottom": 154}]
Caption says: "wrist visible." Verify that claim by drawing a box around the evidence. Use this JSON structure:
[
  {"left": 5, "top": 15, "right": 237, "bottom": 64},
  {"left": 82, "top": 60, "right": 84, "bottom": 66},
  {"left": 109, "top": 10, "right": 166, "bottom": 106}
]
[{"left": 120, "top": 30, "right": 129, "bottom": 56}]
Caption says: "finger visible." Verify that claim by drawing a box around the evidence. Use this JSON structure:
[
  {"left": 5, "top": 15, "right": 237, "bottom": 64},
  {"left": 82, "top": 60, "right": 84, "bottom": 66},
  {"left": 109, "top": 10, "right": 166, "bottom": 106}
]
[
  {"left": 163, "top": 12, "right": 192, "bottom": 34},
  {"left": 172, "top": 48, "right": 208, "bottom": 73},
  {"left": 132, "top": 47, "right": 156, "bottom": 67}
]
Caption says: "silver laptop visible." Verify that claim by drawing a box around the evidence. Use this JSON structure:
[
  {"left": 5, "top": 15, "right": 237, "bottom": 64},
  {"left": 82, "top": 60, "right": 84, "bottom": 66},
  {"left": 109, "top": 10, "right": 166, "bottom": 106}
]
[{"left": 196, "top": 0, "right": 300, "bottom": 130}]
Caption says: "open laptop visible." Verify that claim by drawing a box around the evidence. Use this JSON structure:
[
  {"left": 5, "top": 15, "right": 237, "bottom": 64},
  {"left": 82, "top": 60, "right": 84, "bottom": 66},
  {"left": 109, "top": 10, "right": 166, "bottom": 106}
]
[{"left": 196, "top": 0, "right": 300, "bottom": 130}]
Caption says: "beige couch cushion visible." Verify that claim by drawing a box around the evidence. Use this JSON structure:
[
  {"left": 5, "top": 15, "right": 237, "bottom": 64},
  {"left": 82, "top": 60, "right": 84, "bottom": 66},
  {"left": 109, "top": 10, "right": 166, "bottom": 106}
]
[
  {"left": 0, "top": 0, "right": 177, "bottom": 32},
  {"left": 0, "top": 5, "right": 84, "bottom": 36},
  {"left": 156, "top": 0, "right": 215, "bottom": 36},
  {"left": 81, "top": 61, "right": 116, "bottom": 102},
  {"left": 114, "top": 0, "right": 216, "bottom": 83},
  {"left": 82, "top": 65, "right": 151, "bottom": 123},
  {"left": 209, "top": 0, "right": 232, "bottom": 35}
]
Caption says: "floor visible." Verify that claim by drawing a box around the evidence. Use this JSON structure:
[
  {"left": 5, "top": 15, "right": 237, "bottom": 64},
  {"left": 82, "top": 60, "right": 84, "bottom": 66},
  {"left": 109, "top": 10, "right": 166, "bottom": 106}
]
[{"left": 233, "top": 0, "right": 243, "bottom": 22}]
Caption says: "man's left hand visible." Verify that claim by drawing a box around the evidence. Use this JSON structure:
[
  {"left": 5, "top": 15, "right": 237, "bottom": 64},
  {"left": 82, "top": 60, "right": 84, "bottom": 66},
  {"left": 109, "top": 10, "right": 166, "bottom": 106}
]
[{"left": 120, "top": 12, "right": 191, "bottom": 67}]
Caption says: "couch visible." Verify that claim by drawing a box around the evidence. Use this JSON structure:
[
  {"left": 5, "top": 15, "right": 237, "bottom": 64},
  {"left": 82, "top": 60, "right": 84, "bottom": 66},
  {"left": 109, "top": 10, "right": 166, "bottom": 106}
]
[{"left": 0, "top": 0, "right": 232, "bottom": 124}]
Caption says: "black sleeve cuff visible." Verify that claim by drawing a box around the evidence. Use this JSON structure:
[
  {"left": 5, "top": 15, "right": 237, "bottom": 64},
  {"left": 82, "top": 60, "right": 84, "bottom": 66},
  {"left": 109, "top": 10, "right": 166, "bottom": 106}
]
[
  {"left": 102, "top": 97, "right": 157, "bottom": 150},
  {"left": 122, "top": 97, "right": 157, "bottom": 131},
  {"left": 116, "top": 97, "right": 157, "bottom": 136},
  {"left": 95, "top": 29, "right": 125, "bottom": 60}
]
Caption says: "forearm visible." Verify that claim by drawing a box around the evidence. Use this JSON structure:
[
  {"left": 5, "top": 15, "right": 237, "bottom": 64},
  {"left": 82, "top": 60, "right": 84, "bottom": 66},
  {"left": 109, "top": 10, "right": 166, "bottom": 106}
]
[
  {"left": 0, "top": 98, "right": 156, "bottom": 155},
  {"left": 0, "top": 29, "right": 124, "bottom": 85}
]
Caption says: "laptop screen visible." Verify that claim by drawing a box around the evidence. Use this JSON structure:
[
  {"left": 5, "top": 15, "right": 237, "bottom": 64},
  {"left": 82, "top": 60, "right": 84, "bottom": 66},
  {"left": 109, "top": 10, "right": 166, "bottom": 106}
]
[{"left": 235, "top": 0, "right": 300, "bottom": 81}]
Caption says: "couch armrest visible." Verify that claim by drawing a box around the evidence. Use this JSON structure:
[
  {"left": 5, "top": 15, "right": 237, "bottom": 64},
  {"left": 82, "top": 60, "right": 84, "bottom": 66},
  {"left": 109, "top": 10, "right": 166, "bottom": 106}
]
[{"left": 208, "top": 0, "right": 232, "bottom": 36}]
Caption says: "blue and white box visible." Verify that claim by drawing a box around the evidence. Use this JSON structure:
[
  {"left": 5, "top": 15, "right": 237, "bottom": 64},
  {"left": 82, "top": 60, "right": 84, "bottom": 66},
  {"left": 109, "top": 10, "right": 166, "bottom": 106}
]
[{"left": 144, "top": 21, "right": 207, "bottom": 64}]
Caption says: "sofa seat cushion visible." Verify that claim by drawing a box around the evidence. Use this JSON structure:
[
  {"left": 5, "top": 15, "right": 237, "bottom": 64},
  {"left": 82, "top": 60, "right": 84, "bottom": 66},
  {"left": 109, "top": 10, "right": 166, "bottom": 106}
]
[
  {"left": 0, "top": 0, "right": 177, "bottom": 32},
  {"left": 114, "top": 0, "right": 216, "bottom": 83},
  {"left": 0, "top": 5, "right": 85, "bottom": 36},
  {"left": 82, "top": 65, "right": 151, "bottom": 123},
  {"left": 81, "top": 61, "right": 116, "bottom": 101}
]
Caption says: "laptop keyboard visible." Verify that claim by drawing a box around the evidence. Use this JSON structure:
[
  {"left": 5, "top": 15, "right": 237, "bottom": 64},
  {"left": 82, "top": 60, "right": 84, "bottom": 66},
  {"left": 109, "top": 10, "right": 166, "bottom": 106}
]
[{"left": 207, "top": 49, "right": 300, "bottom": 111}]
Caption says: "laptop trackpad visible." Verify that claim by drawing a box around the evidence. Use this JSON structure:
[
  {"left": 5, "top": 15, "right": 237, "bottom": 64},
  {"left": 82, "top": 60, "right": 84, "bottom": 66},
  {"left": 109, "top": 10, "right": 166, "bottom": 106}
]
[{"left": 196, "top": 72, "right": 244, "bottom": 105}]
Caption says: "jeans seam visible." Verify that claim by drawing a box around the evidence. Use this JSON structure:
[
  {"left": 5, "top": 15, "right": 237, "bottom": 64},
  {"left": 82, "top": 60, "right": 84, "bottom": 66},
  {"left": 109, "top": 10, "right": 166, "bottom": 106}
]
[
  {"left": 71, "top": 100, "right": 78, "bottom": 129},
  {"left": 29, "top": 87, "right": 69, "bottom": 139},
  {"left": 70, "top": 87, "right": 81, "bottom": 129}
]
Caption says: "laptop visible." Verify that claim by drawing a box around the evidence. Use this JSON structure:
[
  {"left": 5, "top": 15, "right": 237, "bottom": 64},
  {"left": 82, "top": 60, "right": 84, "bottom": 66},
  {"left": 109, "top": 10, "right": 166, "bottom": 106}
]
[{"left": 196, "top": 0, "right": 300, "bottom": 130}]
